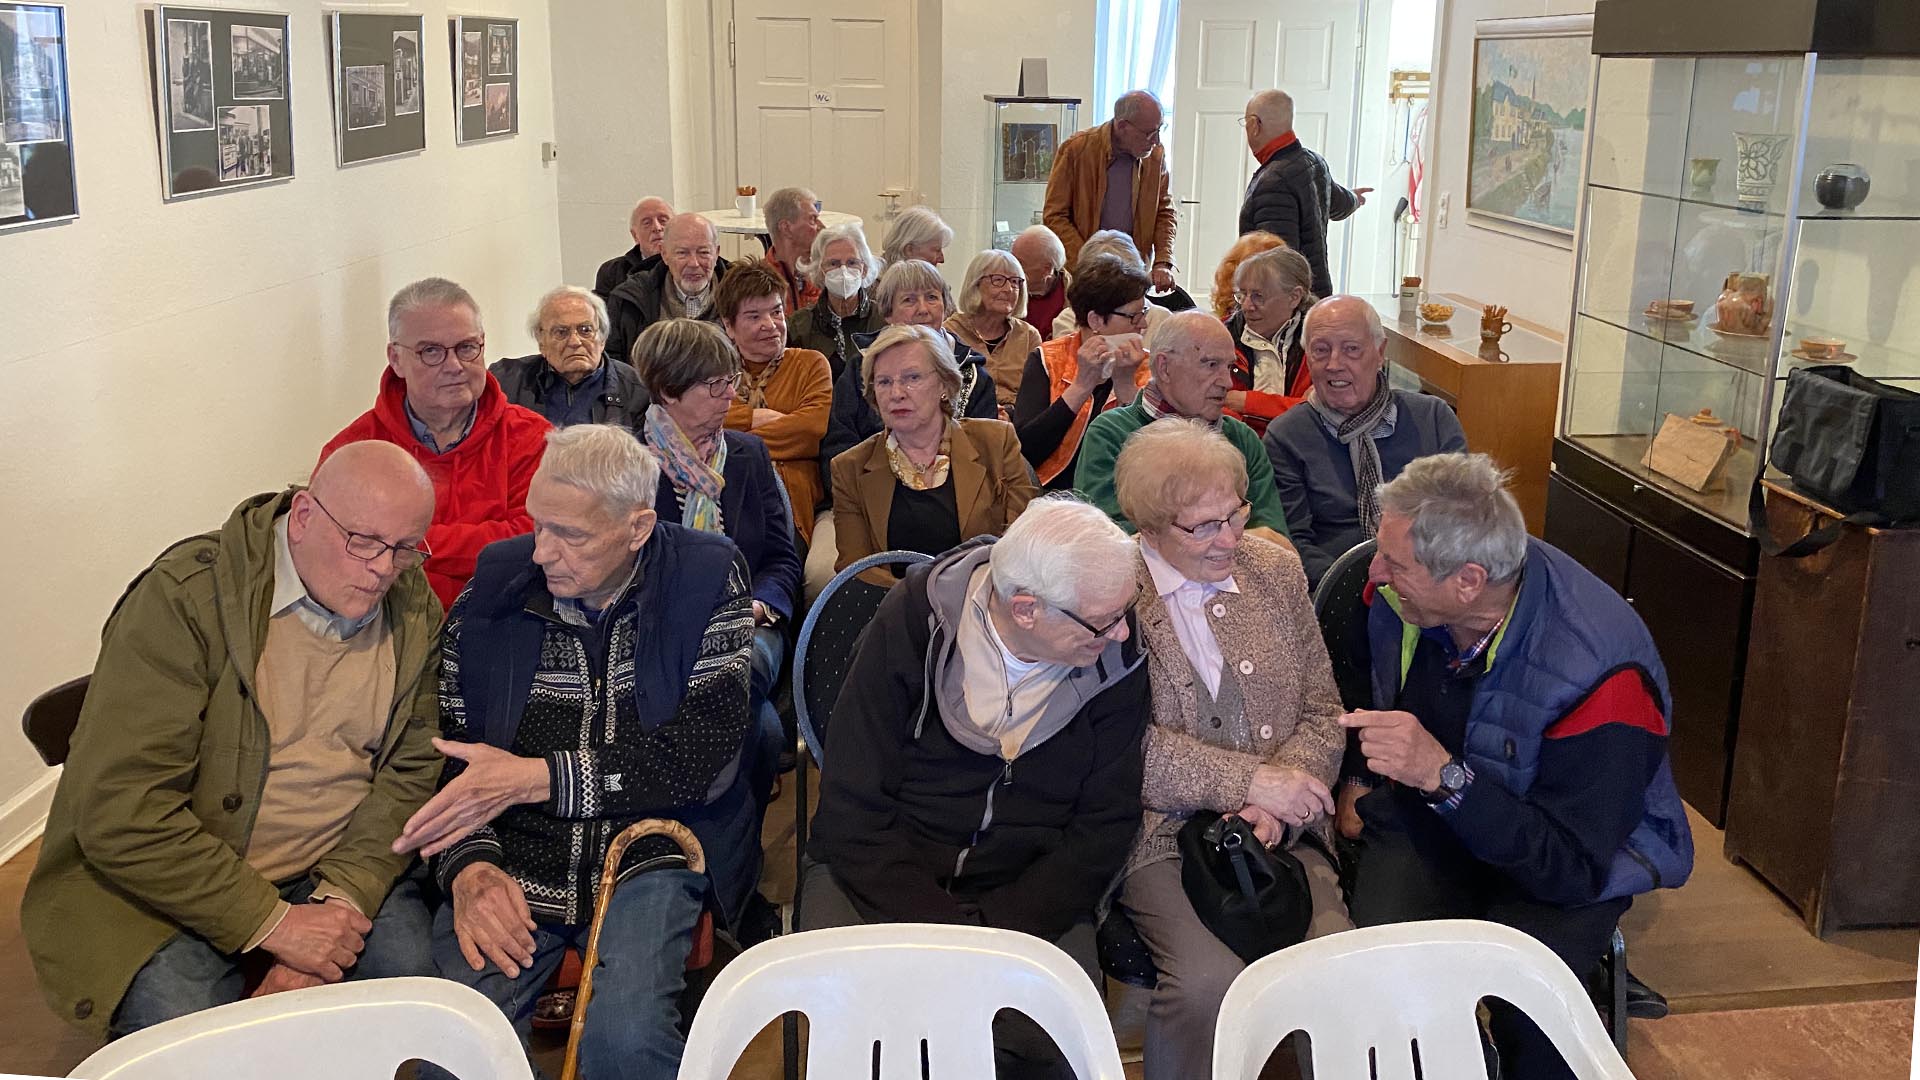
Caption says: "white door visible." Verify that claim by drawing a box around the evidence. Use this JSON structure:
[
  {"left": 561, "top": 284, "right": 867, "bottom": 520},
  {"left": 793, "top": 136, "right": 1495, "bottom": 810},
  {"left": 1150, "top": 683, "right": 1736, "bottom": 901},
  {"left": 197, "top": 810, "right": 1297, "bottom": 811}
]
[
  {"left": 732, "top": 0, "right": 912, "bottom": 236},
  {"left": 1172, "top": 0, "right": 1363, "bottom": 301}
]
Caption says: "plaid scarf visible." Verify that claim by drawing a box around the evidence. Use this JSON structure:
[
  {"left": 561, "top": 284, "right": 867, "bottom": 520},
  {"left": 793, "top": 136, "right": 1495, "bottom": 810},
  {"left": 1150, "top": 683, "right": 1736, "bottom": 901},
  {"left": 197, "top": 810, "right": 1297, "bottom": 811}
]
[
  {"left": 644, "top": 404, "right": 727, "bottom": 534},
  {"left": 1308, "top": 376, "right": 1393, "bottom": 536}
]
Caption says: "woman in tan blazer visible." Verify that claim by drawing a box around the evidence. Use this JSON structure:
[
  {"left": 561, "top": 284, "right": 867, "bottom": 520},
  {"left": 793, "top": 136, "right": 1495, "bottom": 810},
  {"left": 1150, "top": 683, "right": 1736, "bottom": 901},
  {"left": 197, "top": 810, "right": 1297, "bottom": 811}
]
[
  {"left": 832, "top": 323, "right": 1036, "bottom": 583},
  {"left": 1111, "top": 417, "right": 1351, "bottom": 1080}
]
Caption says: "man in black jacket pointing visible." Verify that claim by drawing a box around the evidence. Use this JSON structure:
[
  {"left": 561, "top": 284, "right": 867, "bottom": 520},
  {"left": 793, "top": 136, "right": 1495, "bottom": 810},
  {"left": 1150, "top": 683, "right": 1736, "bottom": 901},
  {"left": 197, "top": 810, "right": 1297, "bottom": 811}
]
[
  {"left": 1239, "top": 89, "right": 1372, "bottom": 298},
  {"left": 801, "top": 495, "right": 1151, "bottom": 1080}
]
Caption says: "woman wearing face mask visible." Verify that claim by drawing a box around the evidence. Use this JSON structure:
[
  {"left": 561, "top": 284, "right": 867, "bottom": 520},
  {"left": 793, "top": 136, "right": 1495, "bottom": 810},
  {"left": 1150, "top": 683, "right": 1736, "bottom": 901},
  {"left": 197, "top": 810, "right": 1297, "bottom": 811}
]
[
  {"left": 832, "top": 323, "right": 1036, "bottom": 584},
  {"left": 790, "top": 221, "right": 887, "bottom": 382},
  {"left": 1222, "top": 246, "right": 1317, "bottom": 435},
  {"left": 947, "top": 249, "right": 1042, "bottom": 415}
]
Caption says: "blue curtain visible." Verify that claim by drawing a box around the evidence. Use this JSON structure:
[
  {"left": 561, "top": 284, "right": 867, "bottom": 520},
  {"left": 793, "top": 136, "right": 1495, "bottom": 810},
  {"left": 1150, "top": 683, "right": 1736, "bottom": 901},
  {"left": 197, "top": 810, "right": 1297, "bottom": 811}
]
[{"left": 1092, "top": 0, "right": 1180, "bottom": 124}]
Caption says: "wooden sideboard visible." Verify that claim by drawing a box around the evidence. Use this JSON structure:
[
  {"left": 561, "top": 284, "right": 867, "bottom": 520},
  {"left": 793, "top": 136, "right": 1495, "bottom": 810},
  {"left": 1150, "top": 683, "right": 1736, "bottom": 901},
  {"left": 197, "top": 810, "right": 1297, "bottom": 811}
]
[{"left": 1360, "top": 294, "right": 1562, "bottom": 535}]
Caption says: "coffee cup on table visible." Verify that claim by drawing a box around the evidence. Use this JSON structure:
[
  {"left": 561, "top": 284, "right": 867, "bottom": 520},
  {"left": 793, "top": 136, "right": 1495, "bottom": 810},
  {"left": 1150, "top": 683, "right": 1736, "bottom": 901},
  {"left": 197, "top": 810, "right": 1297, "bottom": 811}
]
[{"left": 1799, "top": 336, "right": 1846, "bottom": 360}]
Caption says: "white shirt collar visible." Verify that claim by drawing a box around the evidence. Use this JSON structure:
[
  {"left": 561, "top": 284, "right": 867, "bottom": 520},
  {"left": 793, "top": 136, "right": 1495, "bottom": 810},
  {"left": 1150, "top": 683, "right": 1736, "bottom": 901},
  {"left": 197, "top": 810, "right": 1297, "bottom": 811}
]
[
  {"left": 272, "top": 515, "right": 381, "bottom": 641},
  {"left": 1139, "top": 536, "right": 1240, "bottom": 600}
]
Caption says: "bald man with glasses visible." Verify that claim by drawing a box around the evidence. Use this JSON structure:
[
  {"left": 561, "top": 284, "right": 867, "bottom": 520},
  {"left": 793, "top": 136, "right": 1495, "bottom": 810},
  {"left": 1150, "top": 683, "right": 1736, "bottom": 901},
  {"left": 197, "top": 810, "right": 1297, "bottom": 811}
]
[
  {"left": 319, "top": 276, "right": 553, "bottom": 609},
  {"left": 1043, "top": 89, "right": 1180, "bottom": 289}
]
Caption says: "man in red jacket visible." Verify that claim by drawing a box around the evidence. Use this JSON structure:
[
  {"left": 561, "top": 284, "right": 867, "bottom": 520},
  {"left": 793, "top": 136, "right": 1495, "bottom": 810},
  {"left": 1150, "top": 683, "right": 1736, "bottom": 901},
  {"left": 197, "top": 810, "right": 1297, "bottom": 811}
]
[{"left": 319, "top": 277, "right": 552, "bottom": 609}]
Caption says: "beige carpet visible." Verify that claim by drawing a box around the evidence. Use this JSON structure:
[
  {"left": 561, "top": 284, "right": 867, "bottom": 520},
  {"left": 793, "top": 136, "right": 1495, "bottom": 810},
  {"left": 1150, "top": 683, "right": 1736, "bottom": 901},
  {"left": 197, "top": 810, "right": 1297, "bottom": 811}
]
[{"left": 1626, "top": 997, "right": 1913, "bottom": 1080}]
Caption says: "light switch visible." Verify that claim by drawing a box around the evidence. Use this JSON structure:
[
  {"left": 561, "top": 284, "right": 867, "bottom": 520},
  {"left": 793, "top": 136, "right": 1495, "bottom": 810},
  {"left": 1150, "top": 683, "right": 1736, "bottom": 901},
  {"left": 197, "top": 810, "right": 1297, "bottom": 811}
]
[{"left": 1437, "top": 192, "right": 1450, "bottom": 229}]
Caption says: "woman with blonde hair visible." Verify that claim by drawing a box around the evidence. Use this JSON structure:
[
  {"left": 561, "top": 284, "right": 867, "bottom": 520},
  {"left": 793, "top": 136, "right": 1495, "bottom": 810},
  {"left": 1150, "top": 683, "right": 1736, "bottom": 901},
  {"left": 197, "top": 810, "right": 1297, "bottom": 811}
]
[
  {"left": 1223, "top": 245, "right": 1317, "bottom": 434},
  {"left": 948, "top": 248, "right": 1042, "bottom": 413},
  {"left": 879, "top": 205, "right": 954, "bottom": 266},
  {"left": 1112, "top": 417, "right": 1349, "bottom": 1080}
]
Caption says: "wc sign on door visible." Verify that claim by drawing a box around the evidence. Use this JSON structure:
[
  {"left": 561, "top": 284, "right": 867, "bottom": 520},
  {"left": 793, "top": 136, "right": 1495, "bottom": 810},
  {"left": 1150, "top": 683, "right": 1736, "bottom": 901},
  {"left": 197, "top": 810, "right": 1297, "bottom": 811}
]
[{"left": 810, "top": 88, "right": 835, "bottom": 108}]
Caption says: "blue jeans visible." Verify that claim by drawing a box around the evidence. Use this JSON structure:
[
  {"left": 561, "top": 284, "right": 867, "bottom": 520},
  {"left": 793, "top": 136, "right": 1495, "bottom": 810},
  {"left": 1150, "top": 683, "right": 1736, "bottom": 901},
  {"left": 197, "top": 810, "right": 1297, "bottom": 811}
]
[
  {"left": 429, "top": 867, "right": 707, "bottom": 1080},
  {"left": 110, "top": 872, "right": 435, "bottom": 1039},
  {"left": 750, "top": 625, "right": 787, "bottom": 798}
]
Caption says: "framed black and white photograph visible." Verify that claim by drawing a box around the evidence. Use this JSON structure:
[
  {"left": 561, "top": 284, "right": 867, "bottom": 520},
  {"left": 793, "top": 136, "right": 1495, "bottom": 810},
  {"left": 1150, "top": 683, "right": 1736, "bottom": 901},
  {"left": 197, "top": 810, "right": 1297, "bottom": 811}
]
[
  {"left": 150, "top": 7, "right": 294, "bottom": 199},
  {"left": 450, "top": 15, "right": 515, "bottom": 143},
  {"left": 164, "top": 17, "right": 213, "bottom": 131},
  {"left": 0, "top": 3, "right": 77, "bottom": 231},
  {"left": 216, "top": 104, "right": 271, "bottom": 182},
  {"left": 229, "top": 23, "right": 283, "bottom": 100},
  {"left": 392, "top": 30, "right": 420, "bottom": 116},
  {"left": 329, "top": 11, "right": 425, "bottom": 167},
  {"left": 485, "top": 23, "right": 510, "bottom": 75},
  {"left": 459, "top": 30, "right": 480, "bottom": 107},
  {"left": 345, "top": 65, "right": 384, "bottom": 130}
]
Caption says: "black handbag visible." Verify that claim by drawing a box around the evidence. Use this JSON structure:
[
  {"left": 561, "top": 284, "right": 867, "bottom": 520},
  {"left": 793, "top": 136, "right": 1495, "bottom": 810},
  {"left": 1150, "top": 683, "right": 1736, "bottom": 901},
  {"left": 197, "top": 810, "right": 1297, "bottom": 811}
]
[
  {"left": 1176, "top": 812, "right": 1315, "bottom": 964},
  {"left": 1754, "top": 365, "right": 1920, "bottom": 556}
]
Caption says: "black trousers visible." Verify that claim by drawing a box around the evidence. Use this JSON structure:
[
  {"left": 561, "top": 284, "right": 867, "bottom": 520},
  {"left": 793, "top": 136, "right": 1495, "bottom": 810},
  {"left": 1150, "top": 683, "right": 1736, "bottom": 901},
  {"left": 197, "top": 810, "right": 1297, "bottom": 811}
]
[{"left": 1347, "top": 788, "right": 1628, "bottom": 1080}]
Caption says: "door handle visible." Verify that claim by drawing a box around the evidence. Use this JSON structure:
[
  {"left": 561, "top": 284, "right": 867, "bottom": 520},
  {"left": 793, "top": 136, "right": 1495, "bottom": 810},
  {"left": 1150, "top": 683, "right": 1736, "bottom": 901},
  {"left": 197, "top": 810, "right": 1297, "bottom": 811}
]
[{"left": 1178, "top": 199, "right": 1200, "bottom": 205}]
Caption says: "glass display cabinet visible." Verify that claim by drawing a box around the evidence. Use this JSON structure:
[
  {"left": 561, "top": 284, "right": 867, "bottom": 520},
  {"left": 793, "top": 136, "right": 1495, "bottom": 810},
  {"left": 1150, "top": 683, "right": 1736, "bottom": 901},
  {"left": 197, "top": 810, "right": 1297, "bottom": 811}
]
[
  {"left": 983, "top": 95, "right": 1079, "bottom": 250},
  {"left": 1548, "top": 0, "right": 1920, "bottom": 824}
]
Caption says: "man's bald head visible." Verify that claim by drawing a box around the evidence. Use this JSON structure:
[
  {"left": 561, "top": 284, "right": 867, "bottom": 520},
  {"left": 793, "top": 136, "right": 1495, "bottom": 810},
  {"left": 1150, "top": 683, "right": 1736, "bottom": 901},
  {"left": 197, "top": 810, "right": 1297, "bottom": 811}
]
[
  {"left": 664, "top": 212, "right": 717, "bottom": 249},
  {"left": 1150, "top": 309, "right": 1234, "bottom": 359},
  {"left": 629, "top": 196, "right": 674, "bottom": 256},
  {"left": 292, "top": 441, "right": 436, "bottom": 620},
  {"left": 1147, "top": 311, "right": 1236, "bottom": 422},
  {"left": 1244, "top": 90, "right": 1294, "bottom": 152}
]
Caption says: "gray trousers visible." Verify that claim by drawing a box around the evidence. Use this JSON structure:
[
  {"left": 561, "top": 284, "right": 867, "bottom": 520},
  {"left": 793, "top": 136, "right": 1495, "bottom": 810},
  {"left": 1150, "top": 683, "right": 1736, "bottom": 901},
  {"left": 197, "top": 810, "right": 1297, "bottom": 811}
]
[
  {"left": 1118, "top": 845, "right": 1350, "bottom": 1080},
  {"left": 798, "top": 858, "right": 1100, "bottom": 1080}
]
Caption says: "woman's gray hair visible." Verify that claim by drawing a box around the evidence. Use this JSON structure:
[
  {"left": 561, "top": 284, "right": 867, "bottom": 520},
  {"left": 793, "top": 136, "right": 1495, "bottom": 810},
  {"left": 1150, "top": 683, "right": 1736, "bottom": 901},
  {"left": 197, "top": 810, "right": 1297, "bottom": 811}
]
[
  {"left": 990, "top": 494, "right": 1138, "bottom": 610},
  {"left": 1113, "top": 418, "right": 1248, "bottom": 534},
  {"left": 389, "top": 277, "right": 482, "bottom": 341},
  {"left": 859, "top": 322, "right": 962, "bottom": 409},
  {"left": 536, "top": 423, "right": 661, "bottom": 516},
  {"left": 1376, "top": 453, "right": 1528, "bottom": 584},
  {"left": 880, "top": 206, "right": 954, "bottom": 265},
  {"left": 872, "top": 258, "right": 955, "bottom": 319},
  {"left": 1077, "top": 229, "right": 1144, "bottom": 272},
  {"left": 1233, "top": 247, "right": 1316, "bottom": 306},
  {"left": 631, "top": 318, "right": 740, "bottom": 400},
  {"left": 956, "top": 249, "right": 1029, "bottom": 319},
  {"left": 806, "top": 220, "right": 881, "bottom": 289},
  {"left": 525, "top": 285, "right": 610, "bottom": 342}
]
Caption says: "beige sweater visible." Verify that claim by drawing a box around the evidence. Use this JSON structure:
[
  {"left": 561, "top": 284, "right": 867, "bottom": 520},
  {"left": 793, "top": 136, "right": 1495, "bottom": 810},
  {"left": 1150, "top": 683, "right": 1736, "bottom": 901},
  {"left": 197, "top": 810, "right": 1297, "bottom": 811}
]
[{"left": 1125, "top": 535, "right": 1344, "bottom": 875}]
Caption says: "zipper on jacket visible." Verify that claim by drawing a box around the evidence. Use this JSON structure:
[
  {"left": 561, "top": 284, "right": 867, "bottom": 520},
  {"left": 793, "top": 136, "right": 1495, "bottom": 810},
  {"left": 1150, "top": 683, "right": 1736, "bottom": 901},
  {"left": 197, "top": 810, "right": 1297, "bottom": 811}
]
[{"left": 950, "top": 758, "right": 1015, "bottom": 885}]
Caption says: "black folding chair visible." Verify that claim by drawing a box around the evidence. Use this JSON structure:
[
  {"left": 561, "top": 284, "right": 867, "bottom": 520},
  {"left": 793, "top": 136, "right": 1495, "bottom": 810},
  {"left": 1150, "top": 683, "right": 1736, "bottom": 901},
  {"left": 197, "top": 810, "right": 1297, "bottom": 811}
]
[
  {"left": 782, "top": 549, "right": 931, "bottom": 1078},
  {"left": 1312, "top": 539, "right": 1377, "bottom": 711},
  {"left": 22, "top": 675, "right": 88, "bottom": 766}
]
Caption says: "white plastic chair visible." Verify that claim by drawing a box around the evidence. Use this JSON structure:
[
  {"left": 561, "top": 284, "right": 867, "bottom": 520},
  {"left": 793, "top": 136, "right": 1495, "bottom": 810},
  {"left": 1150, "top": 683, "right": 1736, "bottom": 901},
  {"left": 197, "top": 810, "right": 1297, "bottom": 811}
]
[
  {"left": 1212, "top": 920, "right": 1636, "bottom": 1080},
  {"left": 70, "top": 977, "right": 532, "bottom": 1080},
  {"left": 678, "top": 923, "right": 1126, "bottom": 1080}
]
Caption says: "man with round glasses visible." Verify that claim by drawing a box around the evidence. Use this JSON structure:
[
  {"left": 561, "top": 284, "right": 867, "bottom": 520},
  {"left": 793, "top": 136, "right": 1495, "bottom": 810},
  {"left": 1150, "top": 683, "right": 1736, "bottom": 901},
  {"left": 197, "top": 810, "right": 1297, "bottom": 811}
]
[
  {"left": 320, "top": 276, "right": 553, "bottom": 610},
  {"left": 1043, "top": 89, "right": 1180, "bottom": 289},
  {"left": 491, "top": 285, "right": 649, "bottom": 430},
  {"left": 24, "top": 442, "right": 446, "bottom": 1038},
  {"left": 802, "top": 494, "right": 1151, "bottom": 1079}
]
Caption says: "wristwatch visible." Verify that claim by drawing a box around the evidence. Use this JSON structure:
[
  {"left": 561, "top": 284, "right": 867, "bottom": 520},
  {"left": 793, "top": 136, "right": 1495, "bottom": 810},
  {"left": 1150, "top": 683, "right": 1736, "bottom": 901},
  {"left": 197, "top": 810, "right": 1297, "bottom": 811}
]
[{"left": 1422, "top": 757, "right": 1470, "bottom": 804}]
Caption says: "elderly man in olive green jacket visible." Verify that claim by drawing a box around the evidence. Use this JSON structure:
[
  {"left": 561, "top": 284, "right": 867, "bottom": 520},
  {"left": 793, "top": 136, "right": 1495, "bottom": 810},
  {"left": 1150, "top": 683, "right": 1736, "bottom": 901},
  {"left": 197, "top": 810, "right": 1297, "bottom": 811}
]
[{"left": 23, "top": 441, "right": 446, "bottom": 1038}]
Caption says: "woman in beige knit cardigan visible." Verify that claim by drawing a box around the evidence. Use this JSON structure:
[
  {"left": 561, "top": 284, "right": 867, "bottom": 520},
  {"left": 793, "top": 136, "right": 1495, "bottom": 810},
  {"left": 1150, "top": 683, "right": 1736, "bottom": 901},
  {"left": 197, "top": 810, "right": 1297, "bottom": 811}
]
[{"left": 1113, "top": 418, "right": 1352, "bottom": 1080}]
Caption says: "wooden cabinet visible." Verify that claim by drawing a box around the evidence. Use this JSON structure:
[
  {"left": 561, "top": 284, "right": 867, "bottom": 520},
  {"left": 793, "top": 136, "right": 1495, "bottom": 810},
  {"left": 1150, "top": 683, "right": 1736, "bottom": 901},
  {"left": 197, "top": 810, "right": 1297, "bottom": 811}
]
[
  {"left": 1546, "top": 441, "right": 1757, "bottom": 825},
  {"left": 1723, "top": 481, "right": 1920, "bottom": 936}
]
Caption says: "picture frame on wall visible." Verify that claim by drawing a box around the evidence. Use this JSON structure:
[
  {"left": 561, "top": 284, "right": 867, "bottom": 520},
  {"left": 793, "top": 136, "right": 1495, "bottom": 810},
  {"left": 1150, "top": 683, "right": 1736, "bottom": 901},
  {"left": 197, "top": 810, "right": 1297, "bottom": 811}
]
[
  {"left": 449, "top": 15, "right": 514, "bottom": 143},
  {"left": 0, "top": 2, "right": 78, "bottom": 231},
  {"left": 149, "top": 6, "right": 295, "bottom": 200},
  {"left": 329, "top": 11, "right": 427, "bottom": 167},
  {"left": 1465, "top": 14, "right": 1594, "bottom": 244}
]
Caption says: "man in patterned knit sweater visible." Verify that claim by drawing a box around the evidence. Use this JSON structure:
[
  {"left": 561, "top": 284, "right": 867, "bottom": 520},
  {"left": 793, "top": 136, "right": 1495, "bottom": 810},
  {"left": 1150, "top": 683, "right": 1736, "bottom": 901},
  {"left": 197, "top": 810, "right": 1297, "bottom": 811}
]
[{"left": 391, "top": 423, "right": 757, "bottom": 1080}]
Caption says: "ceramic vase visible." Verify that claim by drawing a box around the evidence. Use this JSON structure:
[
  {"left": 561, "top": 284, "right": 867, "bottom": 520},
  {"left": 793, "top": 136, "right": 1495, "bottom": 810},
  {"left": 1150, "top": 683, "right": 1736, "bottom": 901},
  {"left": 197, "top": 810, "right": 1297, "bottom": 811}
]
[
  {"left": 1814, "top": 164, "right": 1871, "bottom": 211},
  {"left": 1734, "top": 132, "right": 1792, "bottom": 208}
]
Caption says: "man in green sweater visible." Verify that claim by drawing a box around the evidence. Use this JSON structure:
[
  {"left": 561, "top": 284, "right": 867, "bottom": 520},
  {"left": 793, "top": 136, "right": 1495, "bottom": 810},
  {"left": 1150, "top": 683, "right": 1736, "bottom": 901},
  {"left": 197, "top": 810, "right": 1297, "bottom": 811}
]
[{"left": 1076, "top": 310, "right": 1291, "bottom": 544}]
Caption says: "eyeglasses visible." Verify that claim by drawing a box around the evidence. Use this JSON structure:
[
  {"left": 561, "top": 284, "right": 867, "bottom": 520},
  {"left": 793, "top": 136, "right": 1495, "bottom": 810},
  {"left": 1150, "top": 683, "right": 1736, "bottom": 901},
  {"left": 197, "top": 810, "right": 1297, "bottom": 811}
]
[
  {"left": 1119, "top": 117, "right": 1166, "bottom": 139},
  {"left": 308, "top": 494, "right": 432, "bottom": 570},
  {"left": 978, "top": 273, "right": 1025, "bottom": 290},
  {"left": 542, "top": 323, "right": 600, "bottom": 343},
  {"left": 1058, "top": 585, "right": 1144, "bottom": 638},
  {"left": 697, "top": 371, "right": 741, "bottom": 397},
  {"left": 1232, "top": 289, "right": 1276, "bottom": 307},
  {"left": 1104, "top": 304, "right": 1150, "bottom": 326},
  {"left": 1168, "top": 499, "right": 1253, "bottom": 543},
  {"left": 397, "top": 338, "right": 485, "bottom": 367},
  {"left": 871, "top": 369, "right": 931, "bottom": 394},
  {"left": 1236, "top": 115, "right": 1253, "bottom": 128}
]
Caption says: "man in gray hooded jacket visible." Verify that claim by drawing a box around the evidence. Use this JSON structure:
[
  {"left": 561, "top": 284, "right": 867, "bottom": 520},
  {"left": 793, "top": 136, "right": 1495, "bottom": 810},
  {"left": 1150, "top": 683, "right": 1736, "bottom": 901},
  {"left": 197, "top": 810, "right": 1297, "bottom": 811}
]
[{"left": 801, "top": 495, "right": 1151, "bottom": 1078}]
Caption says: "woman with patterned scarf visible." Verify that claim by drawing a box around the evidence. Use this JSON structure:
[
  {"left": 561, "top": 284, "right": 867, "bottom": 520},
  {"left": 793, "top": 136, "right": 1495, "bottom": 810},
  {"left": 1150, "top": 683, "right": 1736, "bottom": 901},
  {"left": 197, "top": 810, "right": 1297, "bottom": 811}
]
[
  {"left": 830, "top": 323, "right": 1037, "bottom": 586},
  {"left": 1261, "top": 295, "right": 1467, "bottom": 588},
  {"left": 632, "top": 318, "right": 802, "bottom": 801}
]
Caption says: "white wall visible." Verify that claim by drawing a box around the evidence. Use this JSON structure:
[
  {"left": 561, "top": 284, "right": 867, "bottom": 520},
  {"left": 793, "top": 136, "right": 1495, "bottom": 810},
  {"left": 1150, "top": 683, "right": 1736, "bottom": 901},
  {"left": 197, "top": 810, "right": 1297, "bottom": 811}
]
[
  {"left": 0, "top": 0, "right": 563, "bottom": 856},
  {"left": 1419, "top": 0, "right": 1592, "bottom": 329},
  {"left": 551, "top": 0, "right": 677, "bottom": 289}
]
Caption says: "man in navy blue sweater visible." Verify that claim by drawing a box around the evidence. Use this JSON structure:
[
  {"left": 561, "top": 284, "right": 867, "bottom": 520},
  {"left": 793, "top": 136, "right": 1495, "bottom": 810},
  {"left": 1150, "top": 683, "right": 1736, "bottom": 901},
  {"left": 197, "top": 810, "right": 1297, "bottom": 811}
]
[{"left": 1338, "top": 453, "right": 1692, "bottom": 1080}]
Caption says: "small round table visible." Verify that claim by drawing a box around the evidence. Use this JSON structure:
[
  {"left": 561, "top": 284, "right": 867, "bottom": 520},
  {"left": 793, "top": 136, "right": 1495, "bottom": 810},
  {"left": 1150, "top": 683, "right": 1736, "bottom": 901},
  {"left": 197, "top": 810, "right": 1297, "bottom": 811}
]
[{"left": 692, "top": 207, "right": 864, "bottom": 236}]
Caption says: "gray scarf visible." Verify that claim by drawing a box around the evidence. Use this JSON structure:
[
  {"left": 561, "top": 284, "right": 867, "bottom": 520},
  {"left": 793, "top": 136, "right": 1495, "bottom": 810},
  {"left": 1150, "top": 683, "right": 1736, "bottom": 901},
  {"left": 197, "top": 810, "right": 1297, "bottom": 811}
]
[{"left": 1309, "top": 377, "right": 1393, "bottom": 536}]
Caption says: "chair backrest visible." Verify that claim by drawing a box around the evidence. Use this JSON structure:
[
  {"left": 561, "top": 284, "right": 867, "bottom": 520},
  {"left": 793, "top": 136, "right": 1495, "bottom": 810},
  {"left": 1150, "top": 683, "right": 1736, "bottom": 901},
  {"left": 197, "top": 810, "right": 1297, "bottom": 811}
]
[
  {"left": 679, "top": 923, "right": 1127, "bottom": 1080},
  {"left": 1311, "top": 538, "right": 1376, "bottom": 711},
  {"left": 1211, "top": 920, "right": 1634, "bottom": 1080},
  {"left": 70, "top": 977, "right": 533, "bottom": 1080},
  {"left": 23, "top": 676, "right": 88, "bottom": 767},
  {"left": 791, "top": 550, "right": 933, "bottom": 767}
]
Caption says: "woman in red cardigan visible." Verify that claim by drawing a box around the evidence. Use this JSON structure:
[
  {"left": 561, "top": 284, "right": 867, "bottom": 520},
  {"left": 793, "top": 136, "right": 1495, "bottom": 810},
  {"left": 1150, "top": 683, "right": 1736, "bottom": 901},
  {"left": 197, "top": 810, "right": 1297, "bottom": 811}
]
[{"left": 1222, "top": 245, "right": 1316, "bottom": 435}]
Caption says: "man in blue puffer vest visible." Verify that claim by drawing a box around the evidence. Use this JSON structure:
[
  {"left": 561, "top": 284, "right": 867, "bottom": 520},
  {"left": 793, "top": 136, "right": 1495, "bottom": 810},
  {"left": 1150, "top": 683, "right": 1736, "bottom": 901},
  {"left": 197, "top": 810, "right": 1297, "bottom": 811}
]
[{"left": 1338, "top": 453, "right": 1692, "bottom": 1080}]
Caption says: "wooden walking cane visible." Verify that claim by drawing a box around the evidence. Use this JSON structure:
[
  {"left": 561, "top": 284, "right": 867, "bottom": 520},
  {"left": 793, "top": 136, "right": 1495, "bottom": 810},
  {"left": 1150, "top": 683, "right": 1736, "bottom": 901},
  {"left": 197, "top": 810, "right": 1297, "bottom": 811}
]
[{"left": 560, "top": 819, "right": 708, "bottom": 1080}]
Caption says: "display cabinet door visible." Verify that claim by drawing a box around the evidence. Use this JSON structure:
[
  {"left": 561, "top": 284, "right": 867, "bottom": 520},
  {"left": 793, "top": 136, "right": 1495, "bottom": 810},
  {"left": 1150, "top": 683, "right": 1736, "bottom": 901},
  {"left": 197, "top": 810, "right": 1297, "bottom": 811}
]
[
  {"left": 1625, "top": 524, "right": 1750, "bottom": 825},
  {"left": 1545, "top": 473, "right": 1633, "bottom": 595}
]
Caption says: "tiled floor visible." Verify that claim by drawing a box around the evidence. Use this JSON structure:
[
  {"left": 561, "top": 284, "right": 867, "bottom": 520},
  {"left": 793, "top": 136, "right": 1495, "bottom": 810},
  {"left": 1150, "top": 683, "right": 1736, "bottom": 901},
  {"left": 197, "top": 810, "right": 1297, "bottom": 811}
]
[{"left": 3, "top": 783, "right": 1912, "bottom": 1079}]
